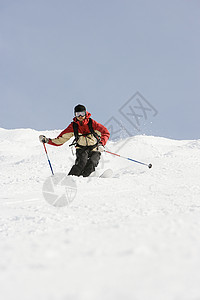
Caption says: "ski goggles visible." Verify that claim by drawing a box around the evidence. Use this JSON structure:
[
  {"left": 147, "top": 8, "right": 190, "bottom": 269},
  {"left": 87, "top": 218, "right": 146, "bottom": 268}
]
[{"left": 75, "top": 111, "right": 86, "bottom": 117}]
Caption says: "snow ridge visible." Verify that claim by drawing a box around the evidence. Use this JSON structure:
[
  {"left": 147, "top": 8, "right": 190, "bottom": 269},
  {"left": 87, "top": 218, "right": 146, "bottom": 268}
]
[{"left": 0, "top": 128, "right": 200, "bottom": 300}]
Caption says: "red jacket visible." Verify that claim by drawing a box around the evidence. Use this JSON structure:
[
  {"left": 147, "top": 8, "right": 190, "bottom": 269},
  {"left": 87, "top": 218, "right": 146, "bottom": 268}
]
[{"left": 48, "top": 112, "right": 110, "bottom": 147}]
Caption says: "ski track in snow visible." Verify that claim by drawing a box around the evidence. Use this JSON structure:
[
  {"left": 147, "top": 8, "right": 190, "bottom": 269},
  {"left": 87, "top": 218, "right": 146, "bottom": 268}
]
[{"left": 0, "top": 128, "right": 200, "bottom": 300}]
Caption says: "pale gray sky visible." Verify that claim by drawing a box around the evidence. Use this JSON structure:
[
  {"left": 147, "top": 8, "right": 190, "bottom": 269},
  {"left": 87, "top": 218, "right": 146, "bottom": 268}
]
[{"left": 0, "top": 0, "right": 199, "bottom": 140}]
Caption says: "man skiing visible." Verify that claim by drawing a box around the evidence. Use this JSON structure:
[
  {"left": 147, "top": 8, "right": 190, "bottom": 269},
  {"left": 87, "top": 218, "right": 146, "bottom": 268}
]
[{"left": 39, "top": 104, "right": 110, "bottom": 177}]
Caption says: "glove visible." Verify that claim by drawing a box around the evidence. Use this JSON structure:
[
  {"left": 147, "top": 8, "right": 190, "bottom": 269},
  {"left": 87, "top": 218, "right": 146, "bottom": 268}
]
[
  {"left": 39, "top": 135, "right": 49, "bottom": 143},
  {"left": 97, "top": 144, "right": 105, "bottom": 152}
]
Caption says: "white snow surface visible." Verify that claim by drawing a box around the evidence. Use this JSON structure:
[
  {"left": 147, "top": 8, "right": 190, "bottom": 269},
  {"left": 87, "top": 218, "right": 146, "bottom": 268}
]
[{"left": 0, "top": 128, "right": 200, "bottom": 300}]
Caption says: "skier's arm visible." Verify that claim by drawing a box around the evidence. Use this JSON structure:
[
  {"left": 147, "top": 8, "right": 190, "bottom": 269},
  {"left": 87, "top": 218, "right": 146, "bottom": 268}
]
[
  {"left": 92, "top": 120, "right": 110, "bottom": 146},
  {"left": 39, "top": 123, "right": 74, "bottom": 146},
  {"left": 48, "top": 123, "right": 74, "bottom": 146}
]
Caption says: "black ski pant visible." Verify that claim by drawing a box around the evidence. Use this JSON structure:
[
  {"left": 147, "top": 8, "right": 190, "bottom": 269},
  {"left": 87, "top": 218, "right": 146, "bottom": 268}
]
[{"left": 68, "top": 148, "right": 101, "bottom": 177}]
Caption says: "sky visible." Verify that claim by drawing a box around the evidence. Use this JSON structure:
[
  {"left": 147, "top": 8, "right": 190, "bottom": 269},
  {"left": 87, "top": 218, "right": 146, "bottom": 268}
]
[{"left": 0, "top": 0, "right": 199, "bottom": 140}]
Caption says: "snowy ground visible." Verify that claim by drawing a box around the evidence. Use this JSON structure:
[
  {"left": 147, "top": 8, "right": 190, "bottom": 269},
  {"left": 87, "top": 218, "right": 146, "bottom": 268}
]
[{"left": 0, "top": 128, "right": 200, "bottom": 300}]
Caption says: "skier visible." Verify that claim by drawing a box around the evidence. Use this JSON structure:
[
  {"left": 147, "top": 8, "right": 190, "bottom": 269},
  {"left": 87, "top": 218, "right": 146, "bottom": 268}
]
[{"left": 39, "top": 104, "right": 110, "bottom": 177}]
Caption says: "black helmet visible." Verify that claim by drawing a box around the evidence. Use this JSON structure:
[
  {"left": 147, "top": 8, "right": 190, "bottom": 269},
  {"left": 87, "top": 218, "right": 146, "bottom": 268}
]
[{"left": 74, "top": 104, "right": 86, "bottom": 114}]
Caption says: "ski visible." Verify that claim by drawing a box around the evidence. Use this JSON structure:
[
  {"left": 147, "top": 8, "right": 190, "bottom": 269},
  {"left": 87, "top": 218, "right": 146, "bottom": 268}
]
[
  {"left": 89, "top": 169, "right": 113, "bottom": 178},
  {"left": 99, "top": 169, "right": 113, "bottom": 178}
]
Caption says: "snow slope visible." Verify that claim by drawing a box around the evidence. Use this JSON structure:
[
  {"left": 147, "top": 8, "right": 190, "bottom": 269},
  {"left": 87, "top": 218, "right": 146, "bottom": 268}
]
[{"left": 0, "top": 128, "right": 200, "bottom": 300}]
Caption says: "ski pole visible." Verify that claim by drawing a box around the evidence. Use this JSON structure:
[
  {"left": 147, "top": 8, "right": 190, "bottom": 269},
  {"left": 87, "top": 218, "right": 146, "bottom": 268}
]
[
  {"left": 42, "top": 143, "right": 54, "bottom": 175},
  {"left": 104, "top": 150, "right": 152, "bottom": 169}
]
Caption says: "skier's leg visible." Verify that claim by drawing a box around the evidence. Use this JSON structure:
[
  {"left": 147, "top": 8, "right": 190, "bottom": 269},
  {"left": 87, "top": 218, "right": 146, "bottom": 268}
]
[
  {"left": 81, "top": 151, "right": 101, "bottom": 177},
  {"left": 68, "top": 149, "right": 88, "bottom": 176}
]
